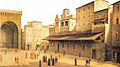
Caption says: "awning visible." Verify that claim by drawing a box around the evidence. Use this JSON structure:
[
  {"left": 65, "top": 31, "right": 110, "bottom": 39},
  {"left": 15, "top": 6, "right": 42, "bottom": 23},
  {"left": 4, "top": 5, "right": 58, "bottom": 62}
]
[
  {"left": 94, "top": 18, "right": 107, "bottom": 22},
  {"left": 43, "top": 32, "right": 103, "bottom": 41}
]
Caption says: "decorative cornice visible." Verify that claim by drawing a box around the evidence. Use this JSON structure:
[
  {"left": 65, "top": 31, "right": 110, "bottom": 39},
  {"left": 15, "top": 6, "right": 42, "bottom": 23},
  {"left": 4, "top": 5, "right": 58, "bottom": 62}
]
[{"left": 0, "top": 9, "right": 22, "bottom": 15}]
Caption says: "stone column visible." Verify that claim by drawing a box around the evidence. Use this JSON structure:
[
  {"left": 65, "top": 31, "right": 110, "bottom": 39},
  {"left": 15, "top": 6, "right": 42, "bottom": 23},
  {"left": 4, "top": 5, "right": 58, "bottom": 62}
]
[{"left": 18, "top": 29, "right": 21, "bottom": 49}]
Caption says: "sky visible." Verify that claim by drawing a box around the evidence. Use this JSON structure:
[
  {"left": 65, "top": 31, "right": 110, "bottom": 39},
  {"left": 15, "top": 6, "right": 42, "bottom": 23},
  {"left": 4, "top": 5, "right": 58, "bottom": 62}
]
[{"left": 0, "top": 0, "right": 119, "bottom": 28}]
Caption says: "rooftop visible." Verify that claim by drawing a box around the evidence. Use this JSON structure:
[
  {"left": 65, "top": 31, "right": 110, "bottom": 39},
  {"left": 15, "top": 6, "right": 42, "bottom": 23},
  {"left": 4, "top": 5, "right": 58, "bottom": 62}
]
[{"left": 112, "top": 0, "right": 120, "bottom": 5}]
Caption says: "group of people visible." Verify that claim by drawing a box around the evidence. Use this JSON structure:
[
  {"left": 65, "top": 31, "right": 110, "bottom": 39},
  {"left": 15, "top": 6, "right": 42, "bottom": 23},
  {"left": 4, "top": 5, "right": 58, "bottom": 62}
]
[
  {"left": 29, "top": 52, "right": 40, "bottom": 59},
  {"left": 86, "top": 59, "right": 91, "bottom": 66},
  {"left": 15, "top": 56, "right": 19, "bottom": 63}
]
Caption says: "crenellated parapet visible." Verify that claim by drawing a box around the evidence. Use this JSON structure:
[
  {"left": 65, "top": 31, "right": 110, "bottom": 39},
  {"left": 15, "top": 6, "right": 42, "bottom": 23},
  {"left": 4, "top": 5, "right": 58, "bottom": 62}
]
[{"left": 0, "top": 9, "right": 22, "bottom": 15}]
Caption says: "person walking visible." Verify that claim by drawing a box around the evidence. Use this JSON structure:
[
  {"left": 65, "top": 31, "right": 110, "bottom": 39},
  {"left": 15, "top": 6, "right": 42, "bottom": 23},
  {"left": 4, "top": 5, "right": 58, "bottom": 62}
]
[
  {"left": 75, "top": 58, "right": 77, "bottom": 66},
  {"left": 86, "top": 59, "right": 88, "bottom": 66},
  {"left": 39, "top": 59, "right": 41, "bottom": 67}
]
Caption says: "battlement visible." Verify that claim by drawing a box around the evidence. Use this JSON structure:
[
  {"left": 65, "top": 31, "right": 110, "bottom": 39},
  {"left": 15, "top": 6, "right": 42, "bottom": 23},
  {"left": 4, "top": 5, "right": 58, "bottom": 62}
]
[{"left": 0, "top": 9, "right": 22, "bottom": 15}]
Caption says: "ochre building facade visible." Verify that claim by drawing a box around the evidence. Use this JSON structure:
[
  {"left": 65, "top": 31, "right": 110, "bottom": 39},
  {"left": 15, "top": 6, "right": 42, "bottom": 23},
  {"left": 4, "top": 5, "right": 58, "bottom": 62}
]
[
  {"left": 112, "top": 1, "right": 120, "bottom": 63},
  {"left": 23, "top": 21, "right": 49, "bottom": 50},
  {"left": 0, "top": 9, "right": 22, "bottom": 49}
]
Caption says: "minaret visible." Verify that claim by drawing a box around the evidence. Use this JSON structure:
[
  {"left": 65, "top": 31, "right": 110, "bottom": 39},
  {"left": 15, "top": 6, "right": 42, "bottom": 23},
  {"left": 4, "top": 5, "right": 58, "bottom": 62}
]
[
  {"left": 55, "top": 14, "right": 59, "bottom": 27},
  {"left": 55, "top": 14, "right": 60, "bottom": 32}
]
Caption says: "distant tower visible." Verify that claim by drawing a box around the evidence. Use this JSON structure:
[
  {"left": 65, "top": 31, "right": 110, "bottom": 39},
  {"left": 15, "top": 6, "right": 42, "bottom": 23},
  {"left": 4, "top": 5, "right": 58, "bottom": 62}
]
[
  {"left": 55, "top": 14, "right": 59, "bottom": 27},
  {"left": 63, "top": 8, "right": 70, "bottom": 17},
  {"left": 55, "top": 14, "right": 60, "bottom": 32},
  {"left": 61, "top": 8, "right": 70, "bottom": 20}
]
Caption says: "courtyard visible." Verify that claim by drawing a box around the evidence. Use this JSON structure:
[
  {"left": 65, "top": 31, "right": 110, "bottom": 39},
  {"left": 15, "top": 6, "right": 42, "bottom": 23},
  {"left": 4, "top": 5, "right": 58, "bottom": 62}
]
[{"left": 0, "top": 48, "right": 119, "bottom": 67}]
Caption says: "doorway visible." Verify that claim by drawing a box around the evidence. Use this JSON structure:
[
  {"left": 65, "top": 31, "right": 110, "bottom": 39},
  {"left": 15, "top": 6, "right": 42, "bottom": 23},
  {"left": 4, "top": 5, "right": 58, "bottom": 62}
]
[
  {"left": 63, "top": 51, "right": 65, "bottom": 55},
  {"left": 57, "top": 44, "right": 59, "bottom": 53},
  {"left": 117, "top": 52, "right": 120, "bottom": 63},
  {"left": 27, "top": 45, "right": 30, "bottom": 50},
  {"left": 92, "top": 49, "right": 96, "bottom": 59}
]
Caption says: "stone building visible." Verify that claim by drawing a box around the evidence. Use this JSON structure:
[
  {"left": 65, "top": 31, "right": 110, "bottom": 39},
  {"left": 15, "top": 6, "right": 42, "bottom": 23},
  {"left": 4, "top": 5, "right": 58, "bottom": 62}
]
[
  {"left": 60, "top": 8, "right": 76, "bottom": 33},
  {"left": 23, "top": 21, "right": 49, "bottom": 50},
  {"left": 44, "top": 0, "right": 114, "bottom": 61},
  {"left": 0, "top": 9, "right": 22, "bottom": 49},
  {"left": 76, "top": 0, "right": 109, "bottom": 33},
  {"left": 49, "top": 8, "right": 76, "bottom": 36},
  {"left": 92, "top": 6, "right": 113, "bottom": 61},
  {"left": 112, "top": 1, "right": 120, "bottom": 63}
]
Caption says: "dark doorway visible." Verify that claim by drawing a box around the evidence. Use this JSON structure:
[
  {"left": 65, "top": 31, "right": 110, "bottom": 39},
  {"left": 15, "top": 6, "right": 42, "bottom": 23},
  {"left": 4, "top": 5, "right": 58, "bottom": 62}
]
[
  {"left": 117, "top": 52, "right": 120, "bottom": 63},
  {"left": 36, "top": 45, "right": 40, "bottom": 50},
  {"left": 79, "top": 53, "right": 81, "bottom": 57},
  {"left": 0, "top": 21, "right": 18, "bottom": 48},
  {"left": 27, "top": 45, "right": 30, "bottom": 50},
  {"left": 57, "top": 44, "right": 60, "bottom": 53},
  {"left": 92, "top": 49, "right": 96, "bottom": 59},
  {"left": 63, "top": 51, "right": 65, "bottom": 55}
]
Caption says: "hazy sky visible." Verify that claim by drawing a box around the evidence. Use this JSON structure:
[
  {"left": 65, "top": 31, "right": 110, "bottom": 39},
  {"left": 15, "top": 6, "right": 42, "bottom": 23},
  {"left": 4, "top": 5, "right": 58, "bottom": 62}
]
[{"left": 0, "top": 0, "right": 119, "bottom": 28}]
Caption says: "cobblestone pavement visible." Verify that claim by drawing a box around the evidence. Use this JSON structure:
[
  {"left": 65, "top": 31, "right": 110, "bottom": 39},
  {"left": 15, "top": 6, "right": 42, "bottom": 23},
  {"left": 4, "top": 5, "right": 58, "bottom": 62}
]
[{"left": 0, "top": 48, "right": 119, "bottom": 67}]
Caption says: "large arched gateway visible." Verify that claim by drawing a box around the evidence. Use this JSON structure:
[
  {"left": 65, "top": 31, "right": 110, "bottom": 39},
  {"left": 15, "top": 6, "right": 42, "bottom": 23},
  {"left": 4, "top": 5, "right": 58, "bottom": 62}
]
[{"left": 0, "top": 9, "right": 22, "bottom": 49}]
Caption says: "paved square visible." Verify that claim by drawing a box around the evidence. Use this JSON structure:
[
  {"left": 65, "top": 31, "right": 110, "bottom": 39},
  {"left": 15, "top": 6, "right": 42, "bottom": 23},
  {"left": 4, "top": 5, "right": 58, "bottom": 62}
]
[{"left": 0, "top": 48, "right": 119, "bottom": 67}]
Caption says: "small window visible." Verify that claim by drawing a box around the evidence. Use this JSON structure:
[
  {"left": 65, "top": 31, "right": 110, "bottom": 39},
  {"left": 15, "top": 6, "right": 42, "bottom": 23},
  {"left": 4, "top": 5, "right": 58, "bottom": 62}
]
[
  {"left": 116, "top": 17, "right": 119, "bottom": 24},
  {"left": 117, "top": 6, "right": 119, "bottom": 11},
  {"left": 61, "top": 22, "right": 64, "bottom": 27},
  {"left": 116, "top": 32, "right": 119, "bottom": 41},
  {"left": 113, "top": 52, "right": 117, "bottom": 58},
  {"left": 89, "top": 7, "right": 90, "bottom": 10},
  {"left": 65, "top": 21, "right": 68, "bottom": 26},
  {"left": 73, "top": 45, "right": 75, "bottom": 49},
  {"left": 83, "top": 45, "right": 85, "bottom": 50}
]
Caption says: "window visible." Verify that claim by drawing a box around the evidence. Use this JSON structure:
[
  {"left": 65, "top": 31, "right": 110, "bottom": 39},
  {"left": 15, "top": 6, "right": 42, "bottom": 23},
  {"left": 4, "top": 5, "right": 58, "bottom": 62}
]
[
  {"left": 94, "top": 21, "right": 104, "bottom": 25},
  {"left": 116, "top": 32, "right": 119, "bottom": 41},
  {"left": 83, "top": 45, "right": 85, "bottom": 50},
  {"left": 117, "top": 6, "right": 119, "bottom": 11},
  {"left": 61, "top": 22, "right": 64, "bottom": 27},
  {"left": 73, "top": 45, "right": 75, "bottom": 49},
  {"left": 116, "top": 17, "right": 119, "bottom": 24},
  {"left": 88, "top": 7, "right": 90, "bottom": 10},
  {"left": 65, "top": 21, "right": 68, "bottom": 26},
  {"left": 113, "top": 52, "right": 117, "bottom": 58}
]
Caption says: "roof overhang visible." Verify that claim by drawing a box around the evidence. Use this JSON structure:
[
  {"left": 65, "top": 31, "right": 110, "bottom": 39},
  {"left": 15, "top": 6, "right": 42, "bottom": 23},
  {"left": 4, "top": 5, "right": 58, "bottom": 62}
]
[{"left": 43, "top": 33, "right": 104, "bottom": 42}]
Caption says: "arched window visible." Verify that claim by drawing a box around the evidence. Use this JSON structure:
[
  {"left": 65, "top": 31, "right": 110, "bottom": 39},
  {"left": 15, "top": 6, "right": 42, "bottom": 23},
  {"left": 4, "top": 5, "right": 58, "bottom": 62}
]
[
  {"left": 61, "top": 22, "right": 64, "bottom": 27},
  {"left": 116, "top": 32, "right": 119, "bottom": 41},
  {"left": 116, "top": 17, "right": 119, "bottom": 24}
]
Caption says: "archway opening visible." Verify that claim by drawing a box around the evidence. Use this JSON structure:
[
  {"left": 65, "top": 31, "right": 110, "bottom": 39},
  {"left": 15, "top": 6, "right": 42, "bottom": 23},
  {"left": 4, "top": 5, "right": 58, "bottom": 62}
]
[{"left": 0, "top": 21, "right": 18, "bottom": 48}]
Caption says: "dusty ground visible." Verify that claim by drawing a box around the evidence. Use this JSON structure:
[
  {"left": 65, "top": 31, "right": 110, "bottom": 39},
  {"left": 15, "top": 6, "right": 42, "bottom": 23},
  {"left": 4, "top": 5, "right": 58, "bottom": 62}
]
[{"left": 0, "top": 48, "right": 119, "bottom": 67}]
